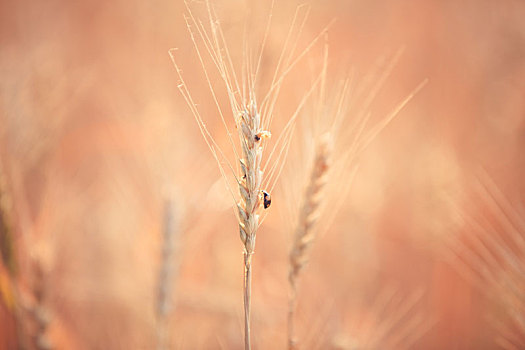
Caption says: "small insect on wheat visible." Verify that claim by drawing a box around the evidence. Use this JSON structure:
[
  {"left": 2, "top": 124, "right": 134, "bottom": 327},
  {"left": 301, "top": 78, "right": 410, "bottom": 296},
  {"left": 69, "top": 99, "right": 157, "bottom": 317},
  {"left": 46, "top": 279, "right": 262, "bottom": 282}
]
[{"left": 261, "top": 191, "right": 271, "bottom": 209}]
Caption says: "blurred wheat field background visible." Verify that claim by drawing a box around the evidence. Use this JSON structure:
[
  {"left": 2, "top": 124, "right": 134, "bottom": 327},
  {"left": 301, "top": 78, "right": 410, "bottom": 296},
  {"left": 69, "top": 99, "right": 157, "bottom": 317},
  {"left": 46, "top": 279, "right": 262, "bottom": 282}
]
[{"left": 1, "top": 0, "right": 525, "bottom": 349}]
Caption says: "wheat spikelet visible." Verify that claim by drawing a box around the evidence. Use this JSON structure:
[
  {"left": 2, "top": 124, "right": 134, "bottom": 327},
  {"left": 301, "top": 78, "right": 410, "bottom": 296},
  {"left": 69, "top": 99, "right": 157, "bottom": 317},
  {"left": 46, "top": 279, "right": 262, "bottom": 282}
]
[{"left": 288, "top": 133, "right": 332, "bottom": 350}]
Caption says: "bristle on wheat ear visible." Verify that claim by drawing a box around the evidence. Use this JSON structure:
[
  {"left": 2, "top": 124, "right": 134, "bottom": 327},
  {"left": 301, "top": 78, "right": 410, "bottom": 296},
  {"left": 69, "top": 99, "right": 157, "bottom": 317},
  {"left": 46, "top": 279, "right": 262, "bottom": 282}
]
[{"left": 288, "top": 133, "right": 332, "bottom": 350}]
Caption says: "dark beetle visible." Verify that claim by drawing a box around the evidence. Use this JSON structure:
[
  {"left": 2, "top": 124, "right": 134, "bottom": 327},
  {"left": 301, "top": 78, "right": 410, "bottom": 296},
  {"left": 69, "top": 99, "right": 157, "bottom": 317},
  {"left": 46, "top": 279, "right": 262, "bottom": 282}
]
[{"left": 261, "top": 190, "right": 271, "bottom": 209}]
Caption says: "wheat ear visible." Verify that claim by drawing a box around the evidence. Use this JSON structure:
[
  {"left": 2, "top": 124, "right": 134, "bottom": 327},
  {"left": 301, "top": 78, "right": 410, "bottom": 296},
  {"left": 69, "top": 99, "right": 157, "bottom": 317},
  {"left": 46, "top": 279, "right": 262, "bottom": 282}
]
[
  {"left": 237, "top": 101, "right": 267, "bottom": 350},
  {"left": 1, "top": 166, "right": 52, "bottom": 350},
  {"left": 288, "top": 133, "right": 332, "bottom": 350},
  {"left": 170, "top": 3, "right": 327, "bottom": 347}
]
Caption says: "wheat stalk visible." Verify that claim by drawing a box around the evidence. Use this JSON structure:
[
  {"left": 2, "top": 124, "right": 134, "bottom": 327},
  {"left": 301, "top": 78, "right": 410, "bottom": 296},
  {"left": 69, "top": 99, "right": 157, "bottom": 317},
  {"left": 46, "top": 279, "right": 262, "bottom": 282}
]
[
  {"left": 288, "top": 133, "right": 332, "bottom": 350},
  {"left": 156, "top": 197, "right": 180, "bottom": 350}
]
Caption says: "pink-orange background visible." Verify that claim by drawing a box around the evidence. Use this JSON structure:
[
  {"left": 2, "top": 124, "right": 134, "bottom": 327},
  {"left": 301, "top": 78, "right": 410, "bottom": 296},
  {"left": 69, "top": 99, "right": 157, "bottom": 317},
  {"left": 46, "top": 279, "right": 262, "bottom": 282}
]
[{"left": 1, "top": 0, "right": 525, "bottom": 349}]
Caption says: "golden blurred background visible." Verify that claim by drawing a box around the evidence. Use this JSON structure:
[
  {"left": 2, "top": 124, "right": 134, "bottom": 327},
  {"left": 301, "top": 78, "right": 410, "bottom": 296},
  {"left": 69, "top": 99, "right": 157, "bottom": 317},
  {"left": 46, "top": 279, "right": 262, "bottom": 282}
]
[{"left": 1, "top": 0, "right": 524, "bottom": 349}]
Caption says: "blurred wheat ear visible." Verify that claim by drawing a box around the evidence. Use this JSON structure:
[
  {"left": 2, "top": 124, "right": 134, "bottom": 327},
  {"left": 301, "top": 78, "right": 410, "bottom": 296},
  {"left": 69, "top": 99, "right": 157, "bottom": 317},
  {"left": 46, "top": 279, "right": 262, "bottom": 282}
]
[
  {"left": 0, "top": 162, "right": 50, "bottom": 350},
  {"left": 28, "top": 262, "right": 53, "bottom": 350},
  {"left": 0, "top": 166, "right": 19, "bottom": 348},
  {"left": 281, "top": 48, "right": 428, "bottom": 348},
  {"left": 0, "top": 167, "right": 16, "bottom": 277},
  {"left": 445, "top": 170, "right": 525, "bottom": 349},
  {"left": 14, "top": 258, "right": 53, "bottom": 350},
  {"left": 288, "top": 133, "right": 332, "bottom": 350},
  {"left": 332, "top": 288, "right": 433, "bottom": 350}
]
